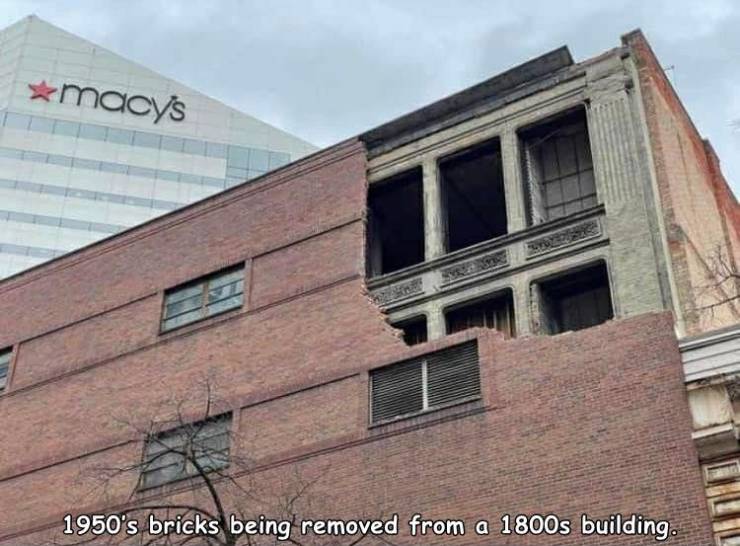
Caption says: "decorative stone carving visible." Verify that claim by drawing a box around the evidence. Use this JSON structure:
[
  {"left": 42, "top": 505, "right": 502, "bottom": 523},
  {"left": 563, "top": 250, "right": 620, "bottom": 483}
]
[
  {"left": 440, "top": 250, "right": 508, "bottom": 285},
  {"left": 373, "top": 277, "right": 423, "bottom": 305},
  {"left": 525, "top": 219, "right": 601, "bottom": 257}
]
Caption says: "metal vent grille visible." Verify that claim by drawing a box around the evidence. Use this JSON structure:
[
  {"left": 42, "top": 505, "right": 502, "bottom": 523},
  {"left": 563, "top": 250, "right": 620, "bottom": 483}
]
[
  {"left": 371, "top": 341, "right": 479, "bottom": 423},
  {"left": 427, "top": 341, "right": 480, "bottom": 407},
  {"left": 371, "top": 359, "right": 424, "bottom": 423}
]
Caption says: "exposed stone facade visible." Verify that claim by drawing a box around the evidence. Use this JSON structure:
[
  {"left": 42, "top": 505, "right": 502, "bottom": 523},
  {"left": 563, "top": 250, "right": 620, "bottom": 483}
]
[{"left": 366, "top": 31, "right": 739, "bottom": 340}]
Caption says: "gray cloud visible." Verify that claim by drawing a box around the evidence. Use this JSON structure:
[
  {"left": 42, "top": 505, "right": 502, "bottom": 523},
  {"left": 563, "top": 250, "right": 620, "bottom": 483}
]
[{"left": 2, "top": 0, "right": 738, "bottom": 194}]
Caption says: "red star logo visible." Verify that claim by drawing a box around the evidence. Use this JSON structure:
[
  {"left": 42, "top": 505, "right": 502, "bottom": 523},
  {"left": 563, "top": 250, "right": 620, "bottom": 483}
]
[{"left": 28, "top": 80, "right": 57, "bottom": 101}]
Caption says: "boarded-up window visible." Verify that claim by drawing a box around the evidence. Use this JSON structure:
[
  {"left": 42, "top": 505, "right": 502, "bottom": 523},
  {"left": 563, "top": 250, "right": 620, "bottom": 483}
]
[
  {"left": 370, "top": 341, "right": 479, "bottom": 423},
  {"left": 521, "top": 108, "right": 596, "bottom": 224},
  {"left": 140, "top": 414, "right": 231, "bottom": 489},
  {"left": 162, "top": 266, "right": 244, "bottom": 331},
  {"left": 0, "top": 348, "right": 11, "bottom": 391}
]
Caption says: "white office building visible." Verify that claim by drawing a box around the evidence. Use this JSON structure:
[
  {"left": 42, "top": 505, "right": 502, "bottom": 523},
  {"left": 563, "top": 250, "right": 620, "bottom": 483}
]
[{"left": 0, "top": 15, "right": 316, "bottom": 278}]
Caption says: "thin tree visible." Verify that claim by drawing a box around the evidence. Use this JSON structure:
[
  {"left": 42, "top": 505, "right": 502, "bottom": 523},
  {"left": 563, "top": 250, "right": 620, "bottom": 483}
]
[
  {"left": 697, "top": 244, "right": 740, "bottom": 317},
  {"left": 43, "top": 378, "right": 396, "bottom": 546}
]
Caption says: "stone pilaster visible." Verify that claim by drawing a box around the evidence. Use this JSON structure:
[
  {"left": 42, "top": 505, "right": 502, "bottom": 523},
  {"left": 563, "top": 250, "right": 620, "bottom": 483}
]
[
  {"left": 422, "top": 156, "right": 446, "bottom": 260},
  {"left": 585, "top": 65, "right": 664, "bottom": 318},
  {"left": 500, "top": 126, "right": 527, "bottom": 234}
]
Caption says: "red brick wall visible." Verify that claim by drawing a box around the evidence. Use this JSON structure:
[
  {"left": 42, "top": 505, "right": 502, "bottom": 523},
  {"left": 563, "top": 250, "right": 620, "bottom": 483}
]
[
  {"left": 0, "top": 138, "right": 712, "bottom": 544},
  {"left": 0, "top": 315, "right": 713, "bottom": 545},
  {"left": 624, "top": 30, "right": 740, "bottom": 334}
]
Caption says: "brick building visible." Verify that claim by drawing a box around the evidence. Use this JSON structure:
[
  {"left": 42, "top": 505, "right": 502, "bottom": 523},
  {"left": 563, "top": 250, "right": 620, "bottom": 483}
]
[{"left": 0, "top": 29, "right": 737, "bottom": 545}]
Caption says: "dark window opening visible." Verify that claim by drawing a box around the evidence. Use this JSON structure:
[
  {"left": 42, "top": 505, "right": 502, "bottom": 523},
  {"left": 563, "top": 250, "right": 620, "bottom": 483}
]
[
  {"left": 520, "top": 108, "right": 596, "bottom": 225},
  {"left": 536, "top": 262, "right": 613, "bottom": 334},
  {"left": 393, "top": 316, "right": 428, "bottom": 346},
  {"left": 439, "top": 139, "right": 507, "bottom": 252},
  {"left": 370, "top": 341, "right": 479, "bottom": 424},
  {"left": 367, "top": 168, "right": 424, "bottom": 276},
  {"left": 445, "top": 290, "right": 515, "bottom": 338}
]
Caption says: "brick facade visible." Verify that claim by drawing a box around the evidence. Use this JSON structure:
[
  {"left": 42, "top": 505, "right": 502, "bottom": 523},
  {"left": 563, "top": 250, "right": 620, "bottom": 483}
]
[
  {"left": 625, "top": 30, "right": 740, "bottom": 334},
  {"left": 0, "top": 135, "right": 714, "bottom": 544},
  {"left": 0, "top": 30, "right": 733, "bottom": 546}
]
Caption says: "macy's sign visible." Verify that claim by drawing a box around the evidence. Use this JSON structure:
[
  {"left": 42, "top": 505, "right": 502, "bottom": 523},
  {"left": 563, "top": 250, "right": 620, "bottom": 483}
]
[{"left": 29, "top": 80, "right": 186, "bottom": 124}]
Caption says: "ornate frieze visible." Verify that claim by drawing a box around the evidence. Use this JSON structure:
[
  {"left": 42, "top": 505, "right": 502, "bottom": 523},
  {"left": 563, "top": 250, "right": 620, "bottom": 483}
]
[
  {"left": 525, "top": 219, "right": 601, "bottom": 257},
  {"left": 372, "top": 277, "right": 423, "bottom": 306},
  {"left": 440, "top": 250, "right": 508, "bottom": 285}
]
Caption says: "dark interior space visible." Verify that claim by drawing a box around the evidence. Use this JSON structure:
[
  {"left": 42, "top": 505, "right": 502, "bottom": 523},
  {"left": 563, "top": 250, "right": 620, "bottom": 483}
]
[
  {"left": 519, "top": 108, "right": 596, "bottom": 225},
  {"left": 537, "top": 262, "right": 613, "bottom": 334},
  {"left": 367, "top": 168, "right": 425, "bottom": 276},
  {"left": 392, "top": 316, "right": 428, "bottom": 346},
  {"left": 445, "top": 290, "right": 515, "bottom": 338},
  {"left": 439, "top": 139, "right": 507, "bottom": 253}
]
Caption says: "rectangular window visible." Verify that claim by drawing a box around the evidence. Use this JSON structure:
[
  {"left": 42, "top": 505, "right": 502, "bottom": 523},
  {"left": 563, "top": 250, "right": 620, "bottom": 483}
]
[
  {"left": 206, "top": 142, "right": 228, "bottom": 159},
  {"left": 367, "top": 168, "right": 425, "bottom": 276},
  {"left": 227, "top": 146, "right": 250, "bottom": 168},
  {"left": 133, "top": 131, "right": 161, "bottom": 149},
  {"left": 128, "top": 166, "right": 156, "bottom": 178},
  {"left": 0, "top": 148, "right": 22, "bottom": 160},
  {"left": 535, "top": 262, "right": 613, "bottom": 334},
  {"left": 226, "top": 166, "right": 248, "bottom": 179},
  {"left": 370, "top": 341, "right": 479, "bottom": 423},
  {"left": 24, "top": 151, "right": 47, "bottom": 163},
  {"left": 392, "top": 316, "right": 428, "bottom": 346},
  {"left": 107, "top": 128, "right": 134, "bottom": 145},
  {"left": 160, "top": 135, "right": 185, "bottom": 153},
  {"left": 520, "top": 108, "right": 596, "bottom": 224},
  {"left": 183, "top": 138, "right": 206, "bottom": 156},
  {"left": 140, "top": 413, "right": 231, "bottom": 489},
  {"left": 161, "top": 266, "right": 244, "bottom": 331},
  {"left": 72, "top": 158, "right": 100, "bottom": 170},
  {"left": 249, "top": 149, "right": 270, "bottom": 171},
  {"left": 445, "top": 290, "right": 515, "bottom": 338},
  {"left": 29, "top": 116, "right": 55, "bottom": 133},
  {"left": 0, "top": 348, "right": 11, "bottom": 392},
  {"left": 79, "top": 123, "right": 108, "bottom": 141},
  {"left": 439, "top": 139, "right": 507, "bottom": 252},
  {"left": 204, "top": 177, "right": 226, "bottom": 189},
  {"left": 100, "top": 162, "right": 128, "bottom": 174},
  {"left": 4, "top": 113, "right": 30, "bottom": 130},
  {"left": 47, "top": 155, "right": 73, "bottom": 167},
  {"left": 53, "top": 119, "right": 80, "bottom": 137},
  {"left": 269, "top": 151, "right": 290, "bottom": 169}
]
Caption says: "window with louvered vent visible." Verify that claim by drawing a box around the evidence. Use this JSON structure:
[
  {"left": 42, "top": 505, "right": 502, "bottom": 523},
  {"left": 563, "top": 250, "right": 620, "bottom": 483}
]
[{"left": 370, "top": 341, "right": 480, "bottom": 424}]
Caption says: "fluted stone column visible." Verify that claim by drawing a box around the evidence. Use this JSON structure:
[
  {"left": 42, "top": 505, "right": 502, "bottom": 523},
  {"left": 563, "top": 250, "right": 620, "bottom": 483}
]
[{"left": 586, "top": 64, "right": 665, "bottom": 318}]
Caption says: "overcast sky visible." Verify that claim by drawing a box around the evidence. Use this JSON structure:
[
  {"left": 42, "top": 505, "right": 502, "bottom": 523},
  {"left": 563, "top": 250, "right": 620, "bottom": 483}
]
[{"left": 2, "top": 0, "right": 738, "bottom": 195}]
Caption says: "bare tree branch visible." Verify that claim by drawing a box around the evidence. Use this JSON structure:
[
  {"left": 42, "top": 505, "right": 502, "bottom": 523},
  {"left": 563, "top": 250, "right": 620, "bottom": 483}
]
[
  {"left": 695, "top": 243, "right": 740, "bottom": 318},
  {"left": 43, "top": 376, "right": 385, "bottom": 546}
]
